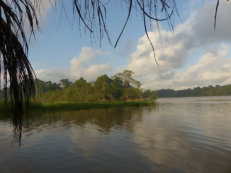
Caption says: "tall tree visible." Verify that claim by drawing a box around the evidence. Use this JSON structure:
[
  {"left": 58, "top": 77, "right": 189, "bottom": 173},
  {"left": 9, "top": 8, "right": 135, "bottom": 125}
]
[
  {"left": 60, "top": 79, "right": 73, "bottom": 88},
  {"left": 72, "top": 78, "right": 93, "bottom": 102},
  {"left": 111, "top": 77, "right": 123, "bottom": 100},
  {"left": 114, "top": 70, "right": 141, "bottom": 88},
  {"left": 94, "top": 75, "right": 113, "bottom": 101}
]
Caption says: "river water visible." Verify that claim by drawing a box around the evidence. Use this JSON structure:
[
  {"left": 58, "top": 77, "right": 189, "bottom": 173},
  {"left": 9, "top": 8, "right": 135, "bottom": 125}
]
[{"left": 0, "top": 96, "right": 231, "bottom": 173}]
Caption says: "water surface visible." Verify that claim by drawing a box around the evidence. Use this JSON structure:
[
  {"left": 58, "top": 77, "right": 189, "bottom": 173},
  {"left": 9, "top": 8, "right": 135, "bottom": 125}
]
[{"left": 1, "top": 96, "right": 231, "bottom": 173}]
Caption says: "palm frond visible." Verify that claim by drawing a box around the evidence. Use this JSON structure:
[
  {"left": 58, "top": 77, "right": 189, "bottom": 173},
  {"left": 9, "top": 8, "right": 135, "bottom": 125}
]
[{"left": 0, "top": 0, "right": 39, "bottom": 140}]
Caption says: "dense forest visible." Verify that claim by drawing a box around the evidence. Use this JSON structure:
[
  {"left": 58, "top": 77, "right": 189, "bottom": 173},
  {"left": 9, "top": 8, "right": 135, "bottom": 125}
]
[
  {"left": 2, "top": 71, "right": 231, "bottom": 102},
  {"left": 157, "top": 85, "right": 231, "bottom": 98},
  {"left": 32, "top": 70, "right": 157, "bottom": 103}
]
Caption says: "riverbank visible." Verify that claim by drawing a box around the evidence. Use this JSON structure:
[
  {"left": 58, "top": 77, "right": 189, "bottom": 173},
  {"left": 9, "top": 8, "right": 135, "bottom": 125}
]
[{"left": 29, "top": 100, "right": 155, "bottom": 112}]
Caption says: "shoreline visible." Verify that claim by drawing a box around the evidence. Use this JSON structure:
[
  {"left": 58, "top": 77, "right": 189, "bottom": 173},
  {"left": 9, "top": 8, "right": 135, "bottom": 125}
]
[{"left": 29, "top": 100, "right": 155, "bottom": 112}]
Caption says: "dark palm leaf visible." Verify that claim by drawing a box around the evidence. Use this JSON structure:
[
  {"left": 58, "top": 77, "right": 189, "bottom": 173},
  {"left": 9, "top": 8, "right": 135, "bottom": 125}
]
[{"left": 0, "top": 0, "right": 39, "bottom": 112}]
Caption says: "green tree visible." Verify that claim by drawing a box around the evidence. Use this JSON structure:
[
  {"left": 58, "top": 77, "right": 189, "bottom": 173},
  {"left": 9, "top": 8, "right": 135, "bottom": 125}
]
[
  {"left": 142, "top": 90, "right": 152, "bottom": 99},
  {"left": 150, "top": 91, "right": 157, "bottom": 100},
  {"left": 114, "top": 70, "right": 141, "bottom": 88},
  {"left": 156, "top": 84, "right": 231, "bottom": 98},
  {"left": 111, "top": 77, "right": 123, "bottom": 100},
  {"left": 34, "top": 79, "right": 60, "bottom": 97},
  {"left": 123, "top": 88, "right": 141, "bottom": 100},
  {"left": 72, "top": 78, "right": 93, "bottom": 102},
  {"left": 94, "top": 75, "right": 113, "bottom": 101},
  {"left": 60, "top": 79, "right": 73, "bottom": 88}
]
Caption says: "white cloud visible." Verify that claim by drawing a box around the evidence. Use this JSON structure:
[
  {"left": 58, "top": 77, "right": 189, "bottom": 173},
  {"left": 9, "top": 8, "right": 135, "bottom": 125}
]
[
  {"left": 116, "top": 40, "right": 135, "bottom": 57},
  {"left": 127, "top": 0, "right": 231, "bottom": 89},
  {"left": 34, "top": 0, "right": 231, "bottom": 89},
  {"left": 142, "top": 45, "right": 231, "bottom": 89},
  {"left": 70, "top": 47, "right": 112, "bottom": 81},
  {"left": 35, "top": 47, "right": 113, "bottom": 82},
  {"left": 35, "top": 68, "right": 69, "bottom": 82},
  {"left": 82, "top": 64, "right": 112, "bottom": 80}
]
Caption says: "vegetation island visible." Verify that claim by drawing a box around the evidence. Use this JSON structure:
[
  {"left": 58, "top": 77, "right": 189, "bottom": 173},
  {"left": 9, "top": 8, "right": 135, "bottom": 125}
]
[
  {"left": 0, "top": 70, "right": 156, "bottom": 112},
  {"left": 1, "top": 69, "right": 231, "bottom": 112}
]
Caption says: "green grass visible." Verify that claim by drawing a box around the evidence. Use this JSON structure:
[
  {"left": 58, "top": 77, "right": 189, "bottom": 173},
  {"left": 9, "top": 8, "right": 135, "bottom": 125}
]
[
  {"left": 0, "top": 100, "right": 155, "bottom": 115},
  {"left": 30, "top": 100, "right": 155, "bottom": 112}
]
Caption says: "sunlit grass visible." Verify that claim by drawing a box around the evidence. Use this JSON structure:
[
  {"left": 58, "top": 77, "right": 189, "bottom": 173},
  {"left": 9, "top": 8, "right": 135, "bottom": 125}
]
[
  {"left": 0, "top": 100, "right": 155, "bottom": 115},
  {"left": 30, "top": 100, "right": 155, "bottom": 112}
]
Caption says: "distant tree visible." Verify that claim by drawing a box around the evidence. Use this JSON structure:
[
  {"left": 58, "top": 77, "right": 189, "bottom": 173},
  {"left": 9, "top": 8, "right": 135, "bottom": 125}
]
[
  {"left": 35, "top": 79, "right": 60, "bottom": 94},
  {"left": 157, "top": 84, "right": 231, "bottom": 98},
  {"left": 60, "top": 79, "right": 73, "bottom": 88}
]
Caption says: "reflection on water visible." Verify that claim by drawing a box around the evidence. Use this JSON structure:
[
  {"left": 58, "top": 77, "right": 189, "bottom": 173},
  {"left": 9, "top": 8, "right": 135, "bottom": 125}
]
[{"left": 1, "top": 97, "right": 231, "bottom": 173}]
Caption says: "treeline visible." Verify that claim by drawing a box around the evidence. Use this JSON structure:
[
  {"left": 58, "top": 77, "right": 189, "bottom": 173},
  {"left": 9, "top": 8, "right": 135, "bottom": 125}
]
[
  {"left": 34, "top": 70, "right": 157, "bottom": 103},
  {"left": 157, "top": 85, "right": 231, "bottom": 98}
]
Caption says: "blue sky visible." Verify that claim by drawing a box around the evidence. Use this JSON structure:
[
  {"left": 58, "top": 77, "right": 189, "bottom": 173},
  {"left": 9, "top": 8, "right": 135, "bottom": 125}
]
[
  {"left": 28, "top": 0, "right": 231, "bottom": 89},
  {"left": 29, "top": 0, "right": 152, "bottom": 68}
]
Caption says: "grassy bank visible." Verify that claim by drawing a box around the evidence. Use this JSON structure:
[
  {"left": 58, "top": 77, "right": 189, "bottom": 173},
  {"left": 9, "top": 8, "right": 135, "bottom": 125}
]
[{"left": 30, "top": 100, "right": 155, "bottom": 112}]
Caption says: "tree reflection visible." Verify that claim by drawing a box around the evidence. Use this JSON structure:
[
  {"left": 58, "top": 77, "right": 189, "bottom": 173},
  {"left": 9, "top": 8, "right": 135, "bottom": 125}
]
[
  {"left": 27, "top": 107, "right": 146, "bottom": 132},
  {"left": 0, "top": 109, "right": 23, "bottom": 144},
  {"left": 0, "top": 106, "right": 156, "bottom": 144}
]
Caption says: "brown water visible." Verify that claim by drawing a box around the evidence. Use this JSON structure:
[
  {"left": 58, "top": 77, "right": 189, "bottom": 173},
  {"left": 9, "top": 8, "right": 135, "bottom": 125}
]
[{"left": 0, "top": 96, "right": 231, "bottom": 173}]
